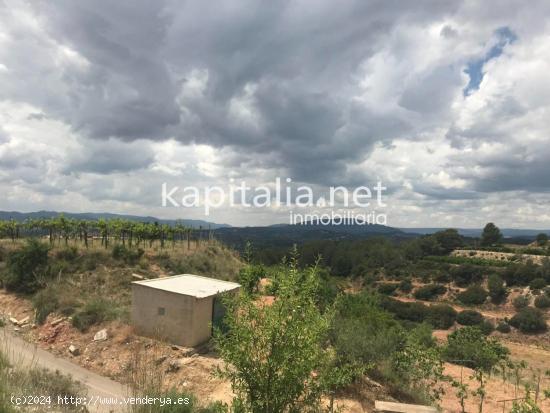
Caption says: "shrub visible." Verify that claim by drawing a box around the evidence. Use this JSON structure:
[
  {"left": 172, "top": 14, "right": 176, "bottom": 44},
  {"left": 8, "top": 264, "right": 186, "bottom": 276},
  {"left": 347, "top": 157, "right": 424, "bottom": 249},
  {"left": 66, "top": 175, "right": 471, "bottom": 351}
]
[
  {"left": 450, "top": 264, "right": 483, "bottom": 287},
  {"left": 112, "top": 245, "right": 144, "bottom": 265},
  {"left": 534, "top": 294, "right": 550, "bottom": 309},
  {"left": 457, "top": 285, "right": 488, "bottom": 305},
  {"left": 503, "top": 262, "right": 538, "bottom": 286},
  {"left": 377, "top": 282, "right": 399, "bottom": 295},
  {"left": 238, "top": 264, "right": 265, "bottom": 294},
  {"left": 443, "top": 326, "right": 509, "bottom": 370},
  {"left": 3, "top": 239, "right": 50, "bottom": 293},
  {"left": 510, "top": 398, "right": 543, "bottom": 413},
  {"left": 513, "top": 295, "right": 530, "bottom": 310},
  {"left": 479, "top": 320, "right": 495, "bottom": 335},
  {"left": 398, "top": 279, "right": 413, "bottom": 293},
  {"left": 413, "top": 284, "right": 447, "bottom": 301},
  {"left": 529, "top": 278, "right": 547, "bottom": 291},
  {"left": 55, "top": 246, "right": 79, "bottom": 261},
  {"left": 380, "top": 298, "right": 428, "bottom": 323},
  {"left": 72, "top": 299, "right": 117, "bottom": 332},
  {"left": 426, "top": 304, "right": 457, "bottom": 329},
  {"left": 496, "top": 321, "right": 511, "bottom": 333},
  {"left": 332, "top": 293, "right": 404, "bottom": 365},
  {"left": 456, "top": 310, "right": 483, "bottom": 326},
  {"left": 509, "top": 307, "right": 547, "bottom": 333},
  {"left": 433, "top": 273, "right": 451, "bottom": 283},
  {"left": 487, "top": 274, "right": 507, "bottom": 304}
]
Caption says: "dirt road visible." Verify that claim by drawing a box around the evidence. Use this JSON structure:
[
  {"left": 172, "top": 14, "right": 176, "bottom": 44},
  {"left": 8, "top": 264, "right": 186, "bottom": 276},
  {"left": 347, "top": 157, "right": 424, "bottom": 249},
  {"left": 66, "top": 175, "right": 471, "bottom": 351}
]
[{"left": 1, "top": 329, "right": 129, "bottom": 412}]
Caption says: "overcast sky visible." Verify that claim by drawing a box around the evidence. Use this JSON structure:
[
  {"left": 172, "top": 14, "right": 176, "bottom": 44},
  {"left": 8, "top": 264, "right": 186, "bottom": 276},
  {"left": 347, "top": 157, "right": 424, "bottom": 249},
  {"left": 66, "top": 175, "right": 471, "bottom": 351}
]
[{"left": 1, "top": 0, "right": 550, "bottom": 228}]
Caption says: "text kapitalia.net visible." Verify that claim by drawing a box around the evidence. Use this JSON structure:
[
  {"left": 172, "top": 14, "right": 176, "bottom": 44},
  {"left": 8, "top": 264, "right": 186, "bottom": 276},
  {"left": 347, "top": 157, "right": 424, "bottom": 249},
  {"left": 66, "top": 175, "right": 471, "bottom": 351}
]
[{"left": 161, "top": 178, "right": 387, "bottom": 215}]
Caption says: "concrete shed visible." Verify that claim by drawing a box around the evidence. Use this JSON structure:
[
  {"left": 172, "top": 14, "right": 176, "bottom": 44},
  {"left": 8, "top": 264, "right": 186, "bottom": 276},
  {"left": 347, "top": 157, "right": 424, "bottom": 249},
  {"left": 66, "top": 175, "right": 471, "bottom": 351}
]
[{"left": 131, "top": 274, "right": 240, "bottom": 347}]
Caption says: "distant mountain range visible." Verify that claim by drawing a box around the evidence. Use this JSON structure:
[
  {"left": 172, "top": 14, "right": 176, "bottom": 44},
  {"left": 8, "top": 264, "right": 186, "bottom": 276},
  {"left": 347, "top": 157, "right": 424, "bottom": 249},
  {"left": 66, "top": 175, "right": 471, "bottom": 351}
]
[
  {"left": 0, "top": 210, "right": 230, "bottom": 229},
  {"left": 1, "top": 210, "right": 548, "bottom": 244},
  {"left": 398, "top": 227, "right": 550, "bottom": 237},
  {"left": 214, "top": 222, "right": 411, "bottom": 249}
]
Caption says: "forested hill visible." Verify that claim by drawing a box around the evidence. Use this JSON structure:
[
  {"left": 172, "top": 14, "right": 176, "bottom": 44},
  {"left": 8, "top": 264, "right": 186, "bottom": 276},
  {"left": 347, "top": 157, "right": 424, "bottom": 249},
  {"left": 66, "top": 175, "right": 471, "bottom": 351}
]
[
  {"left": 0, "top": 210, "right": 229, "bottom": 229},
  {"left": 214, "top": 222, "right": 411, "bottom": 250}
]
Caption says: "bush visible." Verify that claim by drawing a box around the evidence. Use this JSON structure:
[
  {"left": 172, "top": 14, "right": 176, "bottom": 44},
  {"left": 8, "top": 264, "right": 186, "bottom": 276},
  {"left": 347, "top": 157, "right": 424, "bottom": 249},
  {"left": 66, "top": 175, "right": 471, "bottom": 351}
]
[
  {"left": 72, "top": 299, "right": 117, "bottom": 332},
  {"left": 534, "top": 294, "right": 550, "bottom": 309},
  {"left": 413, "top": 284, "right": 446, "bottom": 301},
  {"left": 450, "top": 265, "right": 483, "bottom": 287},
  {"left": 112, "top": 245, "right": 144, "bottom": 265},
  {"left": 443, "top": 326, "right": 509, "bottom": 370},
  {"left": 509, "top": 307, "right": 547, "bottom": 333},
  {"left": 496, "top": 321, "right": 511, "bottom": 333},
  {"left": 3, "top": 239, "right": 50, "bottom": 293},
  {"left": 380, "top": 298, "right": 428, "bottom": 323},
  {"left": 377, "top": 282, "right": 399, "bottom": 295},
  {"left": 529, "top": 278, "right": 547, "bottom": 291},
  {"left": 332, "top": 293, "right": 404, "bottom": 365},
  {"left": 513, "top": 295, "right": 530, "bottom": 310},
  {"left": 488, "top": 274, "right": 507, "bottom": 304},
  {"left": 433, "top": 273, "right": 451, "bottom": 283},
  {"left": 503, "top": 262, "right": 538, "bottom": 286},
  {"left": 479, "top": 320, "right": 495, "bottom": 335},
  {"left": 55, "top": 246, "right": 79, "bottom": 261},
  {"left": 398, "top": 279, "right": 413, "bottom": 293},
  {"left": 457, "top": 285, "right": 488, "bottom": 305},
  {"left": 426, "top": 304, "right": 457, "bottom": 329},
  {"left": 456, "top": 310, "right": 483, "bottom": 326},
  {"left": 238, "top": 264, "right": 265, "bottom": 294}
]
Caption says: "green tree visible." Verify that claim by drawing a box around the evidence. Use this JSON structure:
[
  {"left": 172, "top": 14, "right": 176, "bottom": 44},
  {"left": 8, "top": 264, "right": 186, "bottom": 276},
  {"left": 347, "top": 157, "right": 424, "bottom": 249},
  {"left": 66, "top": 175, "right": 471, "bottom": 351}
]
[
  {"left": 481, "top": 223, "right": 502, "bottom": 246},
  {"left": 536, "top": 233, "right": 548, "bottom": 247},
  {"left": 433, "top": 229, "right": 464, "bottom": 254},
  {"left": 214, "top": 252, "right": 348, "bottom": 413}
]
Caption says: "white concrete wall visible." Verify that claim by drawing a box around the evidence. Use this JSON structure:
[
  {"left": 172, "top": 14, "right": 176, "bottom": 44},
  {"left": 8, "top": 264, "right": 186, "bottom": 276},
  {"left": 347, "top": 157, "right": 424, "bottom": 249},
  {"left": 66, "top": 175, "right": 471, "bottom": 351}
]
[{"left": 131, "top": 284, "right": 239, "bottom": 347}]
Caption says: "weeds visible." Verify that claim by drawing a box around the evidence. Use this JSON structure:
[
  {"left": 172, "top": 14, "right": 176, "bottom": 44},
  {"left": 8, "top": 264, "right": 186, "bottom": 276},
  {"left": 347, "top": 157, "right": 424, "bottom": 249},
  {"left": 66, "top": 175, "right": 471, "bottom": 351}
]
[
  {"left": 0, "top": 346, "right": 85, "bottom": 412},
  {"left": 72, "top": 298, "right": 118, "bottom": 331}
]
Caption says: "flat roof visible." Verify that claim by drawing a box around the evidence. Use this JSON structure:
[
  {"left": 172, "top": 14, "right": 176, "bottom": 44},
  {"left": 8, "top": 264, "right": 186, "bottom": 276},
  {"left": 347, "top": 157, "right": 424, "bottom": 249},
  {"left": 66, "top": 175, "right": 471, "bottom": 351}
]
[{"left": 132, "top": 274, "right": 240, "bottom": 298}]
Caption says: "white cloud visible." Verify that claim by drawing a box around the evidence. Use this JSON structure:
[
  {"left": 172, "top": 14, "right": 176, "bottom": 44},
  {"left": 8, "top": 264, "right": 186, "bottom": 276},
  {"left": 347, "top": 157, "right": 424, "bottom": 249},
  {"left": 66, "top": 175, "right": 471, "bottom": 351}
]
[{"left": 0, "top": 0, "right": 550, "bottom": 227}]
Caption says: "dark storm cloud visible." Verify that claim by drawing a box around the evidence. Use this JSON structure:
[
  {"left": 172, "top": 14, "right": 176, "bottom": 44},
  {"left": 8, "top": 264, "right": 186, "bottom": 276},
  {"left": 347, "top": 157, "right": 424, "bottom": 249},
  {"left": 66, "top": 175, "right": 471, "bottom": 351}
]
[
  {"left": 2, "top": 0, "right": 550, "bottom": 221},
  {"left": 63, "top": 139, "right": 156, "bottom": 175},
  {"left": 451, "top": 146, "right": 550, "bottom": 193},
  {"left": 33, "top": 0, "right": 180, "bottom": 140},
  {"left": 8, "top": 0, "right": 457, "bottom": 185}
]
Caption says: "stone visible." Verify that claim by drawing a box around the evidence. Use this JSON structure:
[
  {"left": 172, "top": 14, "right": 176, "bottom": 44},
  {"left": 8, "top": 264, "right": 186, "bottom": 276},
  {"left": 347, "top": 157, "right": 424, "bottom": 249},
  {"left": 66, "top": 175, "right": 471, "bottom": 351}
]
[
  {"left": 166, "top": 359, "right": 181, "bottom": 373},
  {"left": 18, "top": 316, "right": 30, "bottom": 325},
  {"left": 51, "top": 317, "right": 65, "bottom": 327},
  {"left": 155, "top": 355, "right": 168, "bottom": 365},
  {"left": 174, "top": 347, "right": 197, "bottom": 357},
  {"left": 68, "top": 345, "right": 80, "bottom": 356},
  {"left": 9, "top": 317, "right": 18, "bottom": 325},
  {"left": 93, "top": 329, "right": 108, "bottom": 342}
]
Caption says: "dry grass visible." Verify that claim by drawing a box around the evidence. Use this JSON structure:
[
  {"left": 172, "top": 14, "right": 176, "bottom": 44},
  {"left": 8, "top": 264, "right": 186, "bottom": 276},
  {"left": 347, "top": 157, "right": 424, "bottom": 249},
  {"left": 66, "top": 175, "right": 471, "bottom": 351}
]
[{"left": 0, "top": 335, "right": 86, "bottom": 412}]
